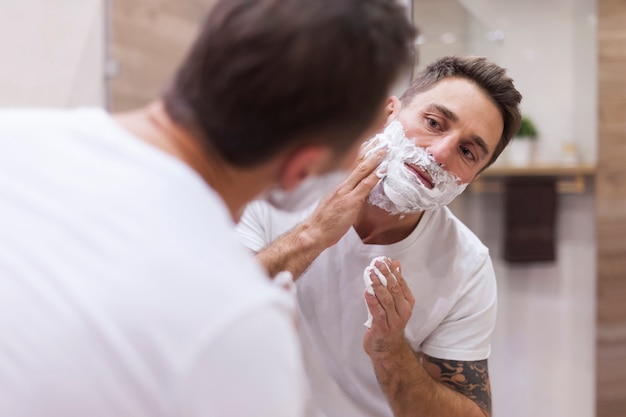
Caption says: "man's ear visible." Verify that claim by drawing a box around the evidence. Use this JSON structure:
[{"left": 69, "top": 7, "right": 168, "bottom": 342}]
[
  {"left": 384, "top": 96, "right": 401, "bottom": 126},
  {"left": 277, "top": 146, "right": 331, "bottom": 191}
]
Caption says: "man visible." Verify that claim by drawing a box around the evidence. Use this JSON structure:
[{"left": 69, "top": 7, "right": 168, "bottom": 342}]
[
  {"left": 0, "top": 1, "right": 415, "bottom": 416},
  {"left": 237, "top": 56, "right": 523, "bottom": 417}
]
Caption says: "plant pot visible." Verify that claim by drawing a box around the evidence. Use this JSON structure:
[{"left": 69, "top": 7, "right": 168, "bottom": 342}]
[{"left": 507, "top": 137, "right": 536, "bottom": 166}]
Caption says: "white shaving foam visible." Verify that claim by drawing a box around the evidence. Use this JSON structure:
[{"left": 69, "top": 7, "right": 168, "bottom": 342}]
[
  {"left": 366, "top": 121, "right": 468, "bottom": 215},
  {"left": 363, "top": 256, "right": 397, "bottom": 328}
]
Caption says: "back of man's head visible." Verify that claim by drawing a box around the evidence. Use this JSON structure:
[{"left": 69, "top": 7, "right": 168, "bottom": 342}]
[
  {"left": 400, "top": 56, "right": 522, "bottom": 169},
  {"left": 163, "top": 0, "right": 416, "bottom": 168}
]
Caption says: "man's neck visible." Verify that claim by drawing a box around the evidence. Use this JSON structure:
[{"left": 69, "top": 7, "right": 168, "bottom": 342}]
[
  {"left": 353, "top": 203, "right": 425, "bottom": 245},
  {"left": 112, "top": 101, "right": 275, "bottom": 221}
]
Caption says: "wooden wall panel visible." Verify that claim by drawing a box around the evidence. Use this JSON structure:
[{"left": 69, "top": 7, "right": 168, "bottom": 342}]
[
  {"left": 597, "top": 0, "right": 626, "bottom": 416},
  {"left": 108, "top": 0, "right": 216, "bottom": 111}
]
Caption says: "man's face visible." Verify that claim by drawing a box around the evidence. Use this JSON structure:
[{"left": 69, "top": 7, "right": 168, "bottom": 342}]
[{"left": 395, "top": 77, "right": 504, "bottom": 184}]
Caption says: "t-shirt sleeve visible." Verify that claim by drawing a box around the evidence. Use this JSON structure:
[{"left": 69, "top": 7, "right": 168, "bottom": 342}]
[
  {"left": 420, "top": 253, "right": 497, "bottom": 362},
  {"left": 236, "top": 200, "right": 315, "bottom": 253},
  {"left": 236, "top": 201, "right": 273, "bottom": 252},
  {"left": 181, "top": 303, "right": 308, "bottom": 417}
]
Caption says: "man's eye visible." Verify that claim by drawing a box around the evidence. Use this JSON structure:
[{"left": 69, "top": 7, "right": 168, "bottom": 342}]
[
  {"left": 426, "top": 118, "right": 439, "bottom": 128},
  {"left": 461, "top": 146, "right": 475, "bottom": 161}
]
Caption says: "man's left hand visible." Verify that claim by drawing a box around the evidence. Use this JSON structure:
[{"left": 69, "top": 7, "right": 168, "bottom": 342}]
[{"left": 363, "top": 257, "right": 415, "bottom": 356}]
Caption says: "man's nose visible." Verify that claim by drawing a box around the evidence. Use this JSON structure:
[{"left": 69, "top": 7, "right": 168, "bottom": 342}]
[{"left": 425, "top": 137, "right": 454, "bottom": 167}]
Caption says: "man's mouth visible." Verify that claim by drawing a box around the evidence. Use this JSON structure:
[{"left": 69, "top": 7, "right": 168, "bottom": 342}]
[{"left": 405, "top": 163, "right": 434, "bottom": 189}]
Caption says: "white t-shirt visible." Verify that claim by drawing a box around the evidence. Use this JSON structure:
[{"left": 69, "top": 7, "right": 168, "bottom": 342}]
[
  {"left": 237, "top": 200, "right": 497, "bottom": 417},
  {"left": 0, "top": 108, "right": 306, "bottom": 417}
]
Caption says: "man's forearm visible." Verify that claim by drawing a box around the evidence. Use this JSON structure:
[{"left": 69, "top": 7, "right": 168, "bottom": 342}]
[
  {"left": 256, "top": 219, "right": 329, "bottom": 280},
  {"left": 370, "top": 342, "right": 490, "bottom": 417}
]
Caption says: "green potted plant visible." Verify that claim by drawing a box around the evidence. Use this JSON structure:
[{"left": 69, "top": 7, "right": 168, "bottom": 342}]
[
  {"left": 517, "top": 116, "right": 539, "bottom": 139},
  {"left": 508, "top": 116, "right": 538, "bottom": 166}
]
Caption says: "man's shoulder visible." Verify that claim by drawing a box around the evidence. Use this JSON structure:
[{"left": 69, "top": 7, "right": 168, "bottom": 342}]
[
  {"left": 243, "top": 199, "right": 316, "bottom": 225},
  {"left": 425, "top": 206, "right": 489, "bottom": 256},
  {"left": 0, "top": 107, "right": 105, "bottom": 127},
  {"left": 0, "top": 107, "right": 121, "bottom": 150},
  {"left": 237, "top": 199, "right": 316, "bottom": 248},
  {"left": 158, "top": 207, "right": 293, "bottom": 318}
]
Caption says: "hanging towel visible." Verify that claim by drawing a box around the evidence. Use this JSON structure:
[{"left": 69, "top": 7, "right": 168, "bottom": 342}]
[{"left": 503, "top": 176, "right": 557, "bottom": 263}]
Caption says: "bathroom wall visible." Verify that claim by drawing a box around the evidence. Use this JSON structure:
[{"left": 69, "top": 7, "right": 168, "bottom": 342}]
[
  {"left": 107, "top": 0, "right": 216, "bottom": 111},
  {"left": 0, "top": 0, "right": 105, "bottom": 108},
  {"left": 108, "top": 0, "right": 411, "bottom": 110},
  {"left": 451, "top": 183, "right": 596, "bottom": 417},
  {"left": 596, "top": 0, "right": 626, "bottom": 415},
  {"left": 412, "top": 0, "right": 471, "bottom": 71}
]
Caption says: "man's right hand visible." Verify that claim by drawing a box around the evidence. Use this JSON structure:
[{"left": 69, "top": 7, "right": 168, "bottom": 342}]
[
  {"left": 302, "top": 141, "right": 387, "bottom": 249},
  {"left": 255, "top": 141, "right": 387, "bottom": 280}
]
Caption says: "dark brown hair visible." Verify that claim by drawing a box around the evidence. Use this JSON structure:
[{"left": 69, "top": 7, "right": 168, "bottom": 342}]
[
  {"left": 400, "top": 56, "right": 522, "bottom": 169},
  {"left": 164, "top": 0, "right": 416, "bottom": 167}
]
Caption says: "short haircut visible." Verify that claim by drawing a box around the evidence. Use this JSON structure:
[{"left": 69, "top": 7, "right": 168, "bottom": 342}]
[
  {"left": 164, "top": 0, "right": 416, "bottom": 167},
  {"left": 400, "top": 56, "right": 522, "bottom": 169}
]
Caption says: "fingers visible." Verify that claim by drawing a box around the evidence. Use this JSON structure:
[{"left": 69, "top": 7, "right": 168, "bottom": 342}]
[
  {"left": 368, "top": 258, "right": 413, "bottom": 326},
  {"left": 351, "top": 162, "right": 386, "bottom": 203},
  {"left": 357, "top": 137, "right": 384, "bottom": 166},
  {"left": 369, "top": 260, "right": 399, "bottom": 317},
  {"left": 341, "top": 146, "right": 387, "bottom": 192},
  {"left": 390, "top": 260, "right": 415, "bottom": 306},
  {"left": 364, "top": 290, "right": 388, "bottom": 332}
]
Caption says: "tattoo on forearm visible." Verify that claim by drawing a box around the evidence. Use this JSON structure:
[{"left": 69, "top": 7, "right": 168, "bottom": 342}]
[{"left": 425, "top": 356, "right": 492, "bottom": 416}]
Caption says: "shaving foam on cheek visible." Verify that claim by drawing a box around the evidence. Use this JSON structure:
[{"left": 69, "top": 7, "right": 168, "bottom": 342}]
[
  {"left": 366, "top": 120, "right": 468, "bottom": 215},
  {"left": 363, "top": 256, "right": 397, "bottom": 328},
  {"left": 375, "top": 161, "right": 388, "bottom": 179}
]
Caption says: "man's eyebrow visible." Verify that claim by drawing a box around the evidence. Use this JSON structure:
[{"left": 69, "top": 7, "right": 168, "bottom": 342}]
[
  {"left": 427, "top": 103, "right": 491, "bottom": 158},
  {"left": 427, "top": 103, "right": 458, "bottom": 122},
  {"left": 471, "top": 134, "right": 490, "bottom": 158}
]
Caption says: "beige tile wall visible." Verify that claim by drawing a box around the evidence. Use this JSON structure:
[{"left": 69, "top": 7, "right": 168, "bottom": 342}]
[
  {"left": 597, "top": 0, "right": 626, "bottom": 416},
  {"left": 108, "top": 0, "right": 216, "bottom": 111}
]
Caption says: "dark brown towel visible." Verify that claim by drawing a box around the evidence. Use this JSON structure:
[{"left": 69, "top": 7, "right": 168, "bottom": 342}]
[{"left": 503, "top": 176, "right": 557, "bottom": 263}]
